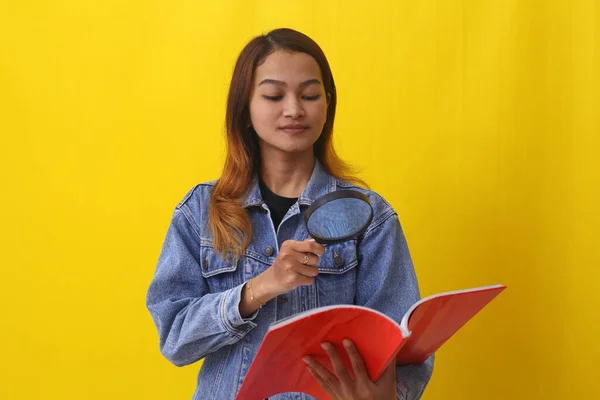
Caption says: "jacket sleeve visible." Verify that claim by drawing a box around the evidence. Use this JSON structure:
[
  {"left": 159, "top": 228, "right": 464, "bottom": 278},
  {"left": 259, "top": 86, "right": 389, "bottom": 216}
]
[
  {"left": 146, "top": 206, "right": 258, "bottom": 367},
  {"left": 356, "top": 211, "right": 434, "bottom": 399}
]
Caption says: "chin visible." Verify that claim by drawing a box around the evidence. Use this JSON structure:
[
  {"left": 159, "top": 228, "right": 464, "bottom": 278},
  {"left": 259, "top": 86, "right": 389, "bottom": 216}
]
[
  {"left": 258, "top": 133, "right": 320, "bottom": 155},
  {"left": 278, "top": 144, "right": 315, "bottom": 154}
]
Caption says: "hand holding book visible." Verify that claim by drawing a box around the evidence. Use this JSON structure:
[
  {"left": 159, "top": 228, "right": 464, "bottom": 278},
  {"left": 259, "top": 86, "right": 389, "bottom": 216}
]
[
  {"left": 304, "top": 340, "right": 397, "bottom": 400},
  {"left": 236, "top": 284, "right": 506, "bottom": 399}
]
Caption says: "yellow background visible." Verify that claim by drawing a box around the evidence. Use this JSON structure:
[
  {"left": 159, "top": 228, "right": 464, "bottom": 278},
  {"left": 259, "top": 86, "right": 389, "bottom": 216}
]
[{"left": 1, "top": 1, "right": 598, "bottom": 399}]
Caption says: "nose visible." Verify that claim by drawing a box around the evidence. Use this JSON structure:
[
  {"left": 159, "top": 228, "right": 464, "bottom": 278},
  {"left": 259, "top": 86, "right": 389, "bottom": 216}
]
[{"left": 282, "top": 96, "right": 305, "bottom": 119}]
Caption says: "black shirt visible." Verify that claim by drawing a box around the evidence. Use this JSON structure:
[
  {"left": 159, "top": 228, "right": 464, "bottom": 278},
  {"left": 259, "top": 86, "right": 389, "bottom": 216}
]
[{"left": 259, "top": 180, "right": 298, "bottom": 231}]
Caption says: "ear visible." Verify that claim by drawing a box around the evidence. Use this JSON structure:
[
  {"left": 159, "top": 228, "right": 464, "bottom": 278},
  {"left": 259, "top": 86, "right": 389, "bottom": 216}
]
[{"left": 326, "top": 92, "right": 332, "bottom": 106}]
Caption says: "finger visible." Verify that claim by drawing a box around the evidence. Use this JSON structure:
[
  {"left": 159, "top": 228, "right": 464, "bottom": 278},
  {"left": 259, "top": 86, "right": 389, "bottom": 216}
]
[
  {"left": 321, "top": 342, "right": 354, "bottom": 387},
  {"left": 305, "top": 365, "right": 326, "bottom": 387},
  {"left": 305, "top": 239, "right": 326, "bottom": 255},
  {"left": 305, "top": 365, "right": 338, "bottom": 399},
  {"left": 379, "top": 358, "right": 397, "bottom": 383},
  {"left": 292, "top": 239, "right": 326, "bottom": 256},
  {"left": 295, "top": 251, "right": 319, "bottom": 267},
  {"left": 280, "top": 266, "right": 315, "bottom": 287},
  {"left": 296, "top": 263, "right": 319, "bottom": 277},
  {"left": 304, "top": 356, "right": 340, "bottom": 399},
  {"left": 343, "top": 339, "right": 370, "bottom": 384}
]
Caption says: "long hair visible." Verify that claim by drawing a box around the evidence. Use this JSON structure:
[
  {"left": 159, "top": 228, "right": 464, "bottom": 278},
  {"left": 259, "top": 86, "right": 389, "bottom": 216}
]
[{"left": 209, "top": 28, "right": 367, "bottom": 259}]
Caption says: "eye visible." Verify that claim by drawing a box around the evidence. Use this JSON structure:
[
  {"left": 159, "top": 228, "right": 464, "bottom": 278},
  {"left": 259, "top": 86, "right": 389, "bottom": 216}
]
[
  {"left": 263, "top": 95, "right": 283, "bottom": 101},
  {"left": 302, "top": 95, "right": 321, "bottom": 101}
]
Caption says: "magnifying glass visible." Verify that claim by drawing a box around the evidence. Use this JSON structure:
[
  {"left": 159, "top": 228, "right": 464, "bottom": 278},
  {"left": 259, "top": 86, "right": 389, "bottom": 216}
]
[{"left": 304, "top": 190, "right": 374, "bottom": 244}]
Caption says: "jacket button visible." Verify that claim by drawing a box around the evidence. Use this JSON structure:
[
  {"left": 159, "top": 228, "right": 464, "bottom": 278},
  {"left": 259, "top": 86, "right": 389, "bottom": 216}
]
[
  {"left": 259, "top": 202, "right": 269, "bottom": 214},
  {"left": 334, "top": 256, "right": 344, "bottom": 267},
  {"left": 264, "top": 246, "right": 274, "bottom": 256},
  {"left": 202, "top": 259, "right": 208, "bottom": 270}
]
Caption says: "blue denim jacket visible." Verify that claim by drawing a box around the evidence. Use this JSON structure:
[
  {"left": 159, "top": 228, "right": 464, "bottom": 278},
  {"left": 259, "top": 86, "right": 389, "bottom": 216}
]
[{"left": 146, "top": 160, "right": 434, "bottom": 399}]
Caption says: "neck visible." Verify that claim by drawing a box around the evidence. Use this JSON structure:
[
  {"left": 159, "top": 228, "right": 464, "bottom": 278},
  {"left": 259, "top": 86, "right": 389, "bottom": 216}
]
[{"left": 259, "top": 150, "right": 315, "bottom": 198}]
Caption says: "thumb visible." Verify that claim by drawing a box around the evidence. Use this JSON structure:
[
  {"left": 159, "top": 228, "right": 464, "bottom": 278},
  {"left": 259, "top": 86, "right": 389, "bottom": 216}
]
[{"left": 377, "top": 360, "right": 396, "bottom": 383}]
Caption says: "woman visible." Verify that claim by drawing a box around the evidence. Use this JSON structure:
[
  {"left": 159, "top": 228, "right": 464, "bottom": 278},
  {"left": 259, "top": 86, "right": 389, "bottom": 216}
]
[{"left": 146, "top": 28, "right": 434, "bottom": 400}]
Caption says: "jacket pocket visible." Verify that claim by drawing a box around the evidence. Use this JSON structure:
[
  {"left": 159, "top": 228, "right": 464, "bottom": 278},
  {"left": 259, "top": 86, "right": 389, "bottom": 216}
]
[
  {"left": 315, "top": 240, "right": 358, "bottom": 306},
  {"left": 200, "top": 245, "right": 241, "bottom": 293}
]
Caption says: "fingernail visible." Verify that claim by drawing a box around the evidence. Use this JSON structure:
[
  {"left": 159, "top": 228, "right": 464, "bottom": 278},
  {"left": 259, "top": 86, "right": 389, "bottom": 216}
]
[
  {"left": 302, "top": 356, "right": 311, "bottom": 364},
  {"left": 343, "top": 339, "right": 352, "bottom": 348},
  {"left": 321, "top": 342, "right": 331, "bottom": 350},
  {"left": 307, "top": 238, "right": 315, "bottom": 242}
]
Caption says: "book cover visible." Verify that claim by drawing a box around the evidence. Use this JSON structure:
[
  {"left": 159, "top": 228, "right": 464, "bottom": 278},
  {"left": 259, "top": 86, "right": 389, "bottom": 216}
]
[{"left": 236, "top": 284, "right": 506, "bottom": 400}]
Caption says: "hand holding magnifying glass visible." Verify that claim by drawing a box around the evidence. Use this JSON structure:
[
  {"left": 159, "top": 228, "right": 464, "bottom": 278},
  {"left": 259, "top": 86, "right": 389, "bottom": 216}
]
[{"left": 242, "top": 190, "right": 373, "bottom": 313}]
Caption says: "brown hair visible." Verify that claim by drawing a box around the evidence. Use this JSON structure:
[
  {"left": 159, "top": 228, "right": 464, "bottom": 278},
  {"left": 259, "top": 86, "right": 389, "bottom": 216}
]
[{"left": 209, "top": 28, "right": 367, "bottom": 259}]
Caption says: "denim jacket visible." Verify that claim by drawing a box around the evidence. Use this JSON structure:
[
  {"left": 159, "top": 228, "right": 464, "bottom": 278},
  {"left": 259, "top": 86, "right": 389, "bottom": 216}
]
[{"left": 146, "top": 160, "right": 434, "bottom": 399}]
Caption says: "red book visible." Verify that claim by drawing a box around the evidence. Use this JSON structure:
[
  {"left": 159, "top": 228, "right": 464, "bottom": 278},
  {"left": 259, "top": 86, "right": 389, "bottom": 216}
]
[{"left": 236, "top": 284, "right": 506, "bottom": 400}]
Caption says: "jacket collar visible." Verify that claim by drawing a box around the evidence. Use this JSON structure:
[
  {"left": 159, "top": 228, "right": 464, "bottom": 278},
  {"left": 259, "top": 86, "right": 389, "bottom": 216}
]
[{"left": 242, "top": 158, "right": 337, "bottom": 208}]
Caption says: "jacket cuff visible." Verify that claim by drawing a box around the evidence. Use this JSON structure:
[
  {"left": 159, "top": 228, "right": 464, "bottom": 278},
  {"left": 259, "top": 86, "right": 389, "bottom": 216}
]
[{"left": 220, "top": 282, "right": 259, "bottom": 338}]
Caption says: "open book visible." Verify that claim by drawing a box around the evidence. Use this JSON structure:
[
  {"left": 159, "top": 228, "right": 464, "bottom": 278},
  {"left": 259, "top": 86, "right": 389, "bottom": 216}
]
[{"left": 236, "top": 284, "right": 506, "bottom": 400}]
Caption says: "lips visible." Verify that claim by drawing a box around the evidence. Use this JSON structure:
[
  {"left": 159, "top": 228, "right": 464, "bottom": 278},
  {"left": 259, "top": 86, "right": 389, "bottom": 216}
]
[{"left": 279, "top": 124, "right": 309, "bottom": 134}]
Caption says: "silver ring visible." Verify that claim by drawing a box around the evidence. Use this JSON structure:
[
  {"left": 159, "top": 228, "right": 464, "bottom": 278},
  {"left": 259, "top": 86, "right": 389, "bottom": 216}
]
[{"left": 302, "top": 254, "right": 310, "bottom": 265}]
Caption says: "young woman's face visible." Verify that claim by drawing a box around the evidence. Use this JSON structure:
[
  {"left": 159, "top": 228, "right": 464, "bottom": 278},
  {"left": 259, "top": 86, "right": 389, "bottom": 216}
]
[{"left": 249, "top": 50, "right": 328, "bottom": 157}]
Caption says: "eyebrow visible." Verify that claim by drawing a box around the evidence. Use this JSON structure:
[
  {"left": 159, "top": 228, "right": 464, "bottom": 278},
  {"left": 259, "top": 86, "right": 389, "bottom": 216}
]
[{"left": 258, "top": 78, "right": 322, "bottom": 88}]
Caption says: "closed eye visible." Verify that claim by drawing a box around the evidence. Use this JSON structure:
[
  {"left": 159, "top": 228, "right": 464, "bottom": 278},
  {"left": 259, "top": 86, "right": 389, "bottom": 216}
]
[
  {"left": 263, "top": 95, "right": 283, "bottom": 101},
  {"left": 302, "top": 95, "right": 321, "bottom": 101}
]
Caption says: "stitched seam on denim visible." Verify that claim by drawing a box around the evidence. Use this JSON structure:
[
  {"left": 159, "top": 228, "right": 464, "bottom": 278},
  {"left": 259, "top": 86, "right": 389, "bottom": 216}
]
[
  {"left": 219, "top": 288, "right": 245, "bottom": 339},
  {"left": 176, "top": 182, "right": 214, "bottom": 206},
  {"left": 176, "top": 184, "right": 199, "bottom": 208},
  {"left": 176, "top": 182, "right": 218, "bottom": 232},
  {"left": 396, "top": 377, "right": 408, "bottom": 399},
  {"left": 329, "top": 175, "right": 337, "bottom": 192},
  {"left": 377, "top": 193, "right": 394, "bottom": 210},
  {"left": 200, "top": 241, "right": 275, "bottom": 263},
  {"left": 243, "top": 202, "right": 263, "bottom": 209},
  {"left": 218, "top": 289, "right": 236, "bottom": 338},
  {"left": 200, "top": 265, "right": 237, "bottom": 278},
  {"left": 178, "top": 204, "right": 202, "bottom": 240},
  {"left": 236, "top": 345, "right": 248, "bottom": 397},
  {"left": 317, "top": 259, "right": 358, "bottom": 274},
  {"left": 336, "top": 180, "right": 359, "bottom": 188},
  {"left": 209, "top": 345, "right": 231, "bottom": 400},
  {"left": 298, "top": 174, "right": 336, "bottom": 205},
  {"left": 244, "top": 251, "right": 275, "bottom": 264},
  {"left": 364, "top": 210, "right": 397, "bottom": 236},
  {"left": 223, "top": 290, "right": 243, "bottom": 338}
]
